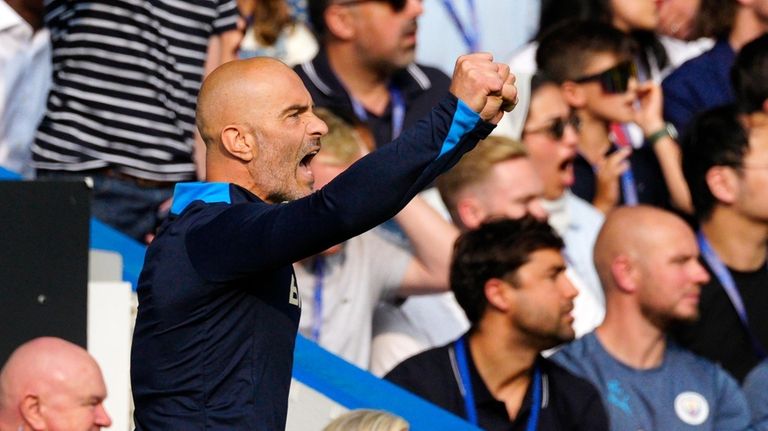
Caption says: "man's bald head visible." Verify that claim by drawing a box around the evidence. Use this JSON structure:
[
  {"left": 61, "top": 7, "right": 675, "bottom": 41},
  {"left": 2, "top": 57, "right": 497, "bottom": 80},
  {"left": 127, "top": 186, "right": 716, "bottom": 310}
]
[
  {"left": 594, "top": 206, "right": 694, "bottom": 291},
  {"left": 0, "top": 337, "right": 111, "bottom": 430},
  {"left": 196, "top": 57, "right": 298, "bottom": 149}
]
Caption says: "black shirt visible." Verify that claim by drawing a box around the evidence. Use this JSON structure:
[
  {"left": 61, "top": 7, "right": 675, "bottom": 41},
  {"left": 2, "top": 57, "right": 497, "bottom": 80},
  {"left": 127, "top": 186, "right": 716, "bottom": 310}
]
[
  {"left": 385, "top": 340, "right": 609, "bottom": 431},
  {"left": 671, "top": 259, "right": 768, "bottom": 381},
  {"left": 295, "top": 49, "right": 451, "bottom": 148},
  {"left": 572, "top": 142, "right": 669, "bottom": 209}
]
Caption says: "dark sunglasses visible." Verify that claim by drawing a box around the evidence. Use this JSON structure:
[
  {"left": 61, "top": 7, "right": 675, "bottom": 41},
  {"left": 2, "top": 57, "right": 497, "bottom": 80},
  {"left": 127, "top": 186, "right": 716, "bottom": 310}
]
[
  {"left": 523, "top": 114, "right": 581, "bottom": 140},
  {"left": 335, "top": 0, "right": 407, "bottom": 12},
  {"left": 573, "top": 61, "right": 637, "bottom": 94}
]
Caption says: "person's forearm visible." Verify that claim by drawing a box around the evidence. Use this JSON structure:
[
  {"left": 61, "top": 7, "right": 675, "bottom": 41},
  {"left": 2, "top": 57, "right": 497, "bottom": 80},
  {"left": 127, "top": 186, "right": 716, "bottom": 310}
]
[
  {"left": 653, "top": 136, "right": 693, "bottom": 214},
  {"left": 394, "top": 196, "right": 458, "bottom": 289}
]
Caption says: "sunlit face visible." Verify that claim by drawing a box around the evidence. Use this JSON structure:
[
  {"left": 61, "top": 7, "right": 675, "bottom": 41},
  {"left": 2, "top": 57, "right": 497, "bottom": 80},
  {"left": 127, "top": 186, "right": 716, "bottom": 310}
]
[
  {"left": 507, "top": 248, "right": 578, "bottom": 349},
  {"left": 611, "top": 0, "right": 659, "bottom": 31},
  {"left": 39, "top": 362, "right": 112, "bottom": 431},
  {"left": 248, "top": 70, "right": 328, "bottom": 203},
  {"left": 474, "top": 158, "right": 548, "bottom": 224},
  {"left": 577, "top": 52, "right": 638, "bottom": 124},
  {"left": 346, "top": 0, "right": 424, "bottom": 71},
  {"left": 523, "top": 84, "right": 579, "bottom": 200},
  {"left": 636, "top": 221, "right": 710, "bottom": 325}
]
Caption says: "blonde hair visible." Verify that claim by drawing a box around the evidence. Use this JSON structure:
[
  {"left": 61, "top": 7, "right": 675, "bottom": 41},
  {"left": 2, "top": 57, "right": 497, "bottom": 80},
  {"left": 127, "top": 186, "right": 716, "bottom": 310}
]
[
  {"left": 437, "top": 136, "right": 528, "bottom": 223},
  {"left": 314, "top": 108, "right": 367, "bottom": 165},
  {"left": 323, "top": 409, "right": 409, "bottom": 431}
]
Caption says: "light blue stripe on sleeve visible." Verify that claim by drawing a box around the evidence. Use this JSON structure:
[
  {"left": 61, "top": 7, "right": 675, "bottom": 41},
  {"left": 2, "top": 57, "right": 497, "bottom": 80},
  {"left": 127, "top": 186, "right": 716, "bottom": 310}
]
[
  {"left": 170, "top": 182, "right": 232, "bottom": 215},
  {"left": 438, "top": 99, "right": 482, "bottom": 158}
]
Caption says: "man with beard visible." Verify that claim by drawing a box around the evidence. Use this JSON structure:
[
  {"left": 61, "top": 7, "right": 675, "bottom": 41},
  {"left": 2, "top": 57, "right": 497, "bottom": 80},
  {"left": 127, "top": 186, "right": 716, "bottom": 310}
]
[
  {"left": 553, "top": 206, "right": 751, "bottom": 431},
  {"left": 386, "top": 217, "right": 609, "bottom": 430},
  {"left": 130, "top": 54, "right": 516, "bottom": 430},
  {"left": 298, "top": 0, "right": 449, "bottom": 148}
]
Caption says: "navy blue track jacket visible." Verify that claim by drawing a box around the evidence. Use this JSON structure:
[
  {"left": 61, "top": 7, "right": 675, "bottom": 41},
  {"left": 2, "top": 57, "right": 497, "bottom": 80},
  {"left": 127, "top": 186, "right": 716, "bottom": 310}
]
[{"left": 130, "top": 95, "right": 494, "bottom": 430}]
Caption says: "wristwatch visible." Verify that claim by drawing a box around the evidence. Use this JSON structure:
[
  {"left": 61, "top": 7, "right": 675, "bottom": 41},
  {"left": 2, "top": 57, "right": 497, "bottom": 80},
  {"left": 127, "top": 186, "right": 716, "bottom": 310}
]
[{"left": 646, "top": 122, "right": 678, "bottom": 147}]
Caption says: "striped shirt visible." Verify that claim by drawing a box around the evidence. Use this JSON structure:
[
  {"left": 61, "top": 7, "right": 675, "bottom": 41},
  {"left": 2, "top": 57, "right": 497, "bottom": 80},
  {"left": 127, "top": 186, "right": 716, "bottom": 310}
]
[{"left": 33, "top": 0, "right": 239, "bottom": 181}]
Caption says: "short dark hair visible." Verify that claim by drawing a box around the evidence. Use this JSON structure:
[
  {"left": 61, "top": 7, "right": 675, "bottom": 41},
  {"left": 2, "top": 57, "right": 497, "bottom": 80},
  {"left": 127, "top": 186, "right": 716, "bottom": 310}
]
[
  {"left": 536, "top": 20, "right": 636, "bottom": 83},
  {"left": 535, "top": 0, "right": 611, "bottom": 41},
  {"left": 450, "top": 217, "right": 564, "bottom": 326},
  {"left": 732, "top": 33, "right": 768, "bottom": 115},
  {"left": 308, "top": 0, "right": 330, "bottom": 39},
  {"left": 681, "top": 104, "right": 749, "bottom": 221}
]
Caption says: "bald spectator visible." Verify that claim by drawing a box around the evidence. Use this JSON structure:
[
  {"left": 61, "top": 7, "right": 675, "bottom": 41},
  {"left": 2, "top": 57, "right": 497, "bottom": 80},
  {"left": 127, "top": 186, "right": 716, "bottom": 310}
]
[
  {"left": 130, "top": 54, "right": 516, "bottom": 430},
  {"left": 553, "top": 206, "right": 751, "bottom": 431},
  {"left": 297, "top": 0, "right": 449, "bottom": 148},
  {"left": 0, "top": 337, "right": 111, "bottom": 430},
  {"left": 675, "top": 103, "right": 768, "bottom": 382}
]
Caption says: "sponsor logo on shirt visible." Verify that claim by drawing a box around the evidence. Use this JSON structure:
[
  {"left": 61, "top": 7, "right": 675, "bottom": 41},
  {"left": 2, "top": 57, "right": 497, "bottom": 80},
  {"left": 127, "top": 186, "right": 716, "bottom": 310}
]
[
  {"left": 289, "top": 273, "right": 301, "bottom": 307},
  {"left": 674, "top": 391, "right": 709, "bottom": 425},
  {"left": 607, "top": 379, "right": 632, "bottom": 415}
]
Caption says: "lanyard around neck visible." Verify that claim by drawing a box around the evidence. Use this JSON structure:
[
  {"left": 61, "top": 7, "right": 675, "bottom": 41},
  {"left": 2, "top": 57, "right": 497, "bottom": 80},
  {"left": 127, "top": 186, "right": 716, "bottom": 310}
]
[
  {"left": 453, "top": 336, "right": 541, "bottom": 430},
  {"left": 311, "top": 256, "right": 325, "bottom": 342},
  {"left": 609, "top": 123, "right": 639, "bottom": 206},
  {"left": 349, "top": 85, "right": 406, "bottom": 140},
  {"left": 696, "top": 231, "right": 767, "bottom": 359},
  {"left": 441, "top": 0, "right": 480, "bottom": 52}
]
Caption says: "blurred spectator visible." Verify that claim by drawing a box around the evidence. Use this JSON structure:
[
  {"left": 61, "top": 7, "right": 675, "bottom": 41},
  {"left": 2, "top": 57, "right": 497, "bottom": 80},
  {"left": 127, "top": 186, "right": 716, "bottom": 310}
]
[
  {"left": 386, "top": 217, "right": 609, "bottom": 430},
  {"left": 0, "top": 0, "right": 49, "bottom": 178},
  {"left": 0, "top": 337, "right": 112, "bottom": 430},
  {"left": 414, "top": 0, "right": 538, "bottom": 75},
  {"left": 33, "top": 0, "right": 241, "bottom": 242},
  {"left": 743, "top": 360, "right": 768, "bottom": 428},
  {"left": 662, "top": 0, "right": 768, "bottom": 134},
  {"left": 493, "top": 72, "right": 606, "bottom": 335},
  {"left": 237, "top": 0, "right": 318, "bottom": 65},
  {"left": 554, "top": 206, "right": 752, "bottom": 431},
  {"left": 733, "top": 33, "right": 768, "bottom": 117},
  {"left": 676, "top": 104, "right": 768, "bottom": 381},
  {"left": 324, "top": 409, "right": 409, "bottom": 431},
  {"left": 511, "top": 0, "right": 707, "bottom": 81},
  {"left": 370, "top": 136, "right": 548, "bottom": 376},
  {"left": 295, "top": 108, "right": 459, "bottom": 369},
  {"left": 537, "top": 21, "right": 691, "bottom": 214},
  {"left": 298, "top": 0, "right": 449, "bottom": 148}
]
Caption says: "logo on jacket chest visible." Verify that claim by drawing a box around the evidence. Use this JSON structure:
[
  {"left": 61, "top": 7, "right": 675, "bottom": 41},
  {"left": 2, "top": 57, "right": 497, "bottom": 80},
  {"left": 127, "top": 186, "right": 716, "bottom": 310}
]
[{"left": 289, "top": 272, "right": 301, "bottom": 307}]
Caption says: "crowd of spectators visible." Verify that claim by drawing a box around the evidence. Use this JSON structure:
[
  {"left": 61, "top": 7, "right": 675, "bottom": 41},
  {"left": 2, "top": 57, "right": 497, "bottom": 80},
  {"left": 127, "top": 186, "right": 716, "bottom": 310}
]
[{"left": 2, "top": 0, "right": 768, "bottom": 429}]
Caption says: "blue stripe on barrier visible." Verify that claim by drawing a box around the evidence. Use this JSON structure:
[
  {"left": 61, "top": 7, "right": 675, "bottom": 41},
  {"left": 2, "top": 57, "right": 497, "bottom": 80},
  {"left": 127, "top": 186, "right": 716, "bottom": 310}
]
[
  {"left": 293, "top": 336, "right": 481, "bottom": 431},
  {"left": 90, "top": 219, "right": 145, "bottom": 289}
]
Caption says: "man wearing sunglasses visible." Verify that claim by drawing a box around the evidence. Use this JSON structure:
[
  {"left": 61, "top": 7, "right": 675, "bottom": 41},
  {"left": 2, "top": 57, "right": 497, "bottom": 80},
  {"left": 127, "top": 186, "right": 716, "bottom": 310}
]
[
  {"left": 298, "top": 0, "right": 449, "bottom": 149},
  {"left": 537, "top": 21, "right": 692, "bottom": 215}
]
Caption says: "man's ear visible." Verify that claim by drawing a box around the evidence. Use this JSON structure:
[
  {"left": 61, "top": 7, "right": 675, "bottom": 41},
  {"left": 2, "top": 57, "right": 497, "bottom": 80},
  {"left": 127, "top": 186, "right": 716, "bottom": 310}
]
[
  {"left": 323, "top": 4, "right": 356, "bottom": 40},
  {"left": 20, "top": 394, "right": 46, "bottom": 430},
  {"left": 455, "top": 197, "right": 486, "bottom": 231},
  {"left": 705, "top": 165, "right": 739, "bottom": 205},
  {"left": 611, "top": 254, "right": 639, "bottom": 294},
  {"left": 220, "top": 124, "right": 255, "bottom": 162},
  {"left": 762, "top": 98, "right": 768, "bottom": 114},
  {"left": 561, "top": 81, "right": 586, "bottom": 109},
  {"left": 484, "top": 277, "right": 513, "bottom": 313}
]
